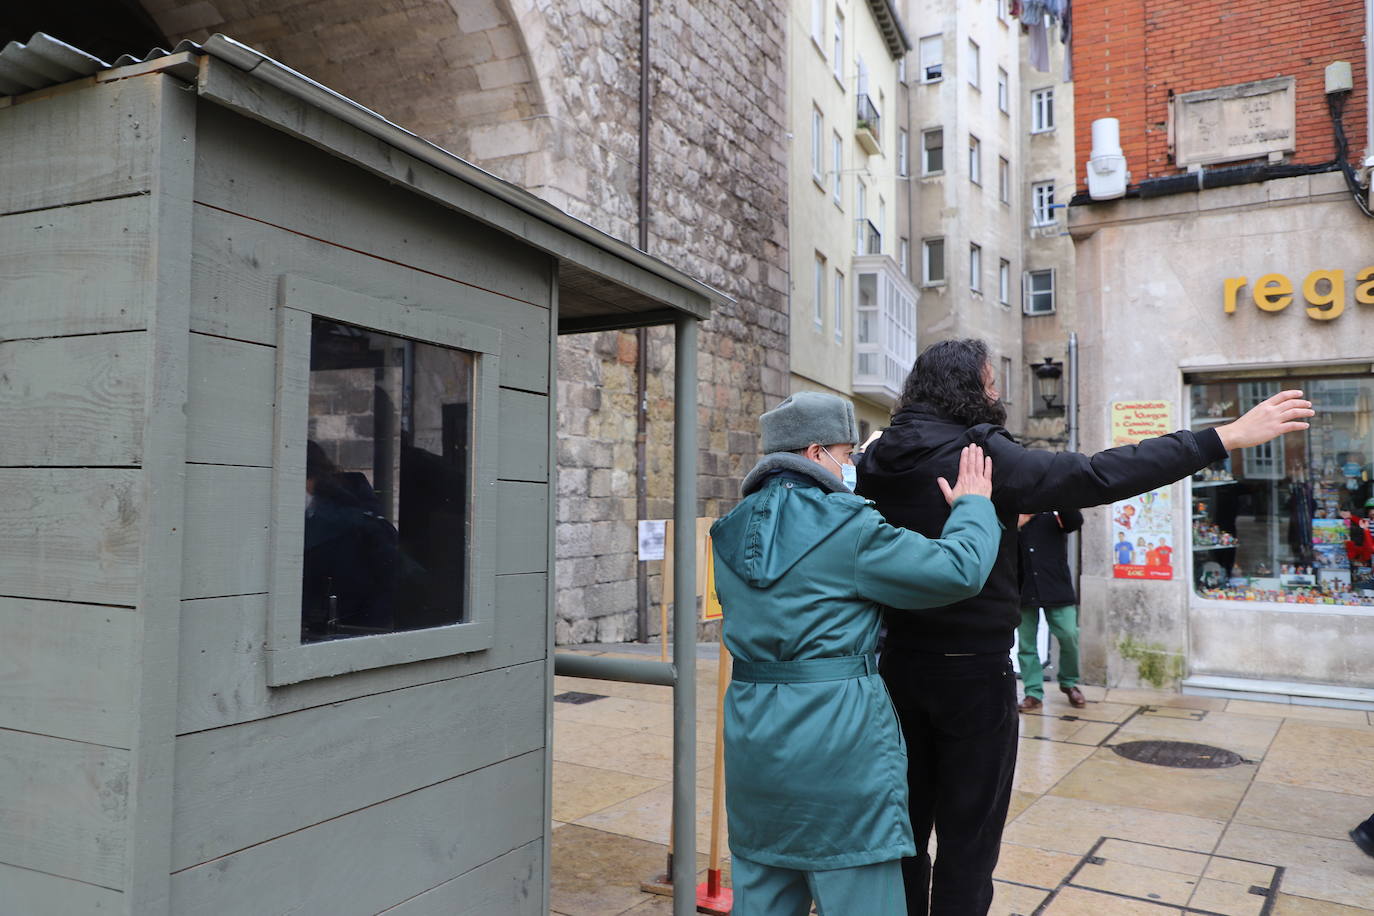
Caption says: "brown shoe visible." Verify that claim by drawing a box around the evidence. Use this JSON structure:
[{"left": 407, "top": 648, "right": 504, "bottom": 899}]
[
  {"left": 1061, "top": 685, "right": 1087, "bottom": 708},
  {"left": 1018, "top": 696, "right": 1043, "bottom": 712}
]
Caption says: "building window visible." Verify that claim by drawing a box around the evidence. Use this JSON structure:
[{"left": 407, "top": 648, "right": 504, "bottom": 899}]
[
  {"left": 999, "top": 258, "right": 1010, "bottom": 304},
  {"left": 1031, "top": 87, "right": 1055, "bottom": 132},
  {"left": 877, "top": 196, "right": 886, "bottom": 250},
  {"left": 832, "top": 132, "right": 843, "bottom": 204},
  {"left": 811, "top": 106, "right": 824, "bottom": 184},
  {"left": 1024, "top": 268, "right": 1055, "bottom": 314},
  {"left": 997, "top": 0, "right": 1008, "bottom": 20},
  {"left": 998, "top": 156, "right": 1010, "bottom": 204},
  {"left": 919, "top": 34, "right": 942, "bottom": 82},
  {"left": 1187, "top": 377, "right": 1374, "bottom": 607},
  {"left": 811, "top": 0, "right": 826, "bottom": 50},
  {"left": 855, "top": 177, "right": 867, "bottom": 254},
  {"left": 997, "top": 67, "right": 1009, "bottom": 113},
  {"left": 813, "top": 253, "right": 826, "bottom": 328},
  {"left": 833, "top": 8, "right": 845, "bottom": 82},
  {"left": 267, "top": 279, "right": 501, "bottom": 684},
  {"left": 899, "top": 237, "right": 910, "bottom": 277},
  {"left": 834, "top": 269, "right": 845, "bottom": 342},
  {"left": 967, "top": 39, "right": 980, "bottom": 89},
  {"left": 898, "top": 128, "right": 910, "bottom": 177},
  {"left": 1032, "top": 181, "right": 1055, "bottom": 225},
  {"left": 922, "top": 128, "right": 944, "bottom": 175},
  {"left": 923, "top": 237, "right": 945, "bottom": 285},
  {"left": 969, "top": 243, "right": 982, "bottom": 292},
  {"left": 854, "top": 270, "right": 917, "bottom": 400},
  {"left": 897, "top": 56, "right": 907, "bottom": 84},
  {"left": 968, "top": 135, "right": 981, "bottom": 185},
  {"left": 1001, "top": 356, "right": 1013, "bottom": 404}
]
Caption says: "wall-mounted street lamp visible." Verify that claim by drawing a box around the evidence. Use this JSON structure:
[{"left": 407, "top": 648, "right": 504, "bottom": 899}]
[{"left": 1034, "top": 356, "right": 1064, "bottom": 414}]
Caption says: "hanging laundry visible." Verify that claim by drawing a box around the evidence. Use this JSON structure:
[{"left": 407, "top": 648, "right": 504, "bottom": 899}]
[
  {"left": 1010, "top": 0, "right": 1024, "bottom": 16},
  {"left": 1061, "top": 0, "right": 1073, "bottom": 80}
]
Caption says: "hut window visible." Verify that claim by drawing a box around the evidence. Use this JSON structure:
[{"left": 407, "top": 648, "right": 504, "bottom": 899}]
[
  {"left": 302, "top": 318, "right": 475, "bottom": 642},
  {"left": 267, "top": 275, "right": 502, "bottom": 686}
]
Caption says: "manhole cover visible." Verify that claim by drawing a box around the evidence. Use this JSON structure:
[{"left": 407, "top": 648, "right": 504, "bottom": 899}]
[{"left": 1111, "top": 739, "right": 1245, "bottom": 768}]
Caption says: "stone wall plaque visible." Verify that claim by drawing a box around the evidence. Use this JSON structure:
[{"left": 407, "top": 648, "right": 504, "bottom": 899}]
[{"left": 1172, "top": 77, "right": 1296, "bottom": 168}]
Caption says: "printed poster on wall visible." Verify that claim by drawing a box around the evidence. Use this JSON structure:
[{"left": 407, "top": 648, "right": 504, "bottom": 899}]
[{"left": 1111, "top": 401, "right": 1175, "bottom": 580}]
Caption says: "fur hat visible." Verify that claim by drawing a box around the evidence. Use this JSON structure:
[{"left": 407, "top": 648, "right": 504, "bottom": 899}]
[{"left": 760, "top": 391, "right": 859, "bottom": 454}]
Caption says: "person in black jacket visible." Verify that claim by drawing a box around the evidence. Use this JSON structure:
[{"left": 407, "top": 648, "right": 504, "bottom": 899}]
[
  {"left": 1016, "top": 509, "right": 1085, "bottom": 712},
  {"left": 855, "top": 338, "right": 1314, "bottom": 916}
]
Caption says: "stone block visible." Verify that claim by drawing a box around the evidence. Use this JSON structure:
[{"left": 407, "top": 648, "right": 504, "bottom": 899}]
[
  {"left": 594, "top": 552, "right": 636, "bottom": 583},
  {"left": 556, "top": 521, "right": 595, "bottom": 558},
  {"left": 556, "top": 556, "right": 598, "bottom": 589},
  {"left": 455, "top": 1, "right": 504, "bottom": 33}
]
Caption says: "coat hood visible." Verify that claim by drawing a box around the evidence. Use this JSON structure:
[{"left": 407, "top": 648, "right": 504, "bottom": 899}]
[{"left": 713, "top": 453, "right": 867, "bottom": 588}]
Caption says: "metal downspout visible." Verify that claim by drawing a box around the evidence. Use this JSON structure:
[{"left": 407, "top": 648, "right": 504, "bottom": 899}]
[
  {"left": 636, "top": 0, "right": 652, "bottom": 643},
  {"left": 1067, "top": 332, "right": 1081, "bottom": 585},
  {"left": 671, "top": 316, "right": 699, "bottom": 915}
]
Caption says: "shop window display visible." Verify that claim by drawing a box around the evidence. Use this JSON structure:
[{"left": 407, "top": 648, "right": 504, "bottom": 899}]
[{"left": 1190, "top": 377, "right": 1374, "bottom": 606}]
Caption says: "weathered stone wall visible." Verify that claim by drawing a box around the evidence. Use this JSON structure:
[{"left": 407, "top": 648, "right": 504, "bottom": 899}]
[{"left": 142, "top": 0, "right": 790, "bottom": 644}]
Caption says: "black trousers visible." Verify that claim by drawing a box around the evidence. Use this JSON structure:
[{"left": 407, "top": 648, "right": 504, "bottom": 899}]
[{"left": 880, "top": 649, "right": 1019, "bottom": 916}]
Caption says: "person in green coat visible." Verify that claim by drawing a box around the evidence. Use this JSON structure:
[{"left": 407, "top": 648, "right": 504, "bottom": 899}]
[{"left": 710, "top": 392, "right": 1001, "bottom": 916}]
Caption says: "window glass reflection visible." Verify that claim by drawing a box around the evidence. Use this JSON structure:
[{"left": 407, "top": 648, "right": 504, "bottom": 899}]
[{"left": 303, "top": 317, "right": 475, "bottom": 641}]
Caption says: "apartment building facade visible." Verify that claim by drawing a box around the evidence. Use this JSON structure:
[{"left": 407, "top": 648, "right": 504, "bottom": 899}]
[{"left": 789, "top": 0, "right": 917, "bottom": 437}]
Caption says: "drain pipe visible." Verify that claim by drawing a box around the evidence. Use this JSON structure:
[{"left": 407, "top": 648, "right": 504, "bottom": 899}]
[
  {"left": 635, "top": 0, "right": 652, "bottom": 643},
  {"left": 1066, "top": 332, "right": 1080, "bottom": 584}
]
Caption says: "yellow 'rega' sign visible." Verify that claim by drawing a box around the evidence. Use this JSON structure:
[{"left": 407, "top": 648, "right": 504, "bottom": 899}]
[{"left": 1224, "top": 267, "right": 1374, "bottom": 319}]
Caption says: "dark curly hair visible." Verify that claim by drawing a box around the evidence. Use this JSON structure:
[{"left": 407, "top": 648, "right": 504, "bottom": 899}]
[{"left": 896, "top": 338, "right": 1008, "bottom": 427}]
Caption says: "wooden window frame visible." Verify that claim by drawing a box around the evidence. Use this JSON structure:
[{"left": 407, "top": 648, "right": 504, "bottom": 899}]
[{"left": 266, "top": 275, "right": 501, "bottom": 686}]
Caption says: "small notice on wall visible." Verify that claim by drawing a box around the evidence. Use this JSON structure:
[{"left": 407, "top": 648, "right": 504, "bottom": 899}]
[
  {"left": 1111, "top": 401, "right": 1175, "bottom": 581},
  {"left": 638, "top": 519, "right": 666, "bottom": 561}
]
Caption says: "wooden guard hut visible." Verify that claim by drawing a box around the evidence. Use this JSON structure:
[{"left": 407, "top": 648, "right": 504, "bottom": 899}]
[{"left": 0, "top": 34, "right": 720, "bottom": 915}]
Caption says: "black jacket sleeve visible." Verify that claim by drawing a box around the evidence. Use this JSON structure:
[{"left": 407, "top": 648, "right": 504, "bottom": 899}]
[{"left": 968, "top": 426, "right": 1228, "bottom": 513}]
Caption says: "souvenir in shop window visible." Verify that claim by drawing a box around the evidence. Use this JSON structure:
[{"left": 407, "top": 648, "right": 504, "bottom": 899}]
[{"left": 1189, "top": 376, "right": 1374, "bottom": 606}]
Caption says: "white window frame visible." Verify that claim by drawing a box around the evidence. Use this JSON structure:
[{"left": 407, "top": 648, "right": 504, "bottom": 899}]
[
  {"left": 922, "top": 127, "right": 944, "bottom": 175},
  {"left": 999, "top": 258, "right": 1010, "bottom": 305},
  {"left": 1032, "top": 181, "right": 1056, "bottom": 226},
  {"left": 811, "top": 0, "right": 826, "bottom": 51},
  {"left": 970, "top": 243, "right": 982, "bottom": 293},
  {"left": 1031, "top": 87, "right": 1055, "bottom": 133},
  {"left": 812, "top": 106, "right": 825, "bottom": 185},
  {"left": 267, "top": 275, "right": 501, "bottom": 686},
  {"left": 814, "top": 253, "right": 826, "bottom": 329},
  {"left": 997, "top": 67, "right": 1009, "bottom": 113},
  {"left": 898, "top": 127, "right": 910, "bottom": 177},
  {"left": 998, "top": 156, "right": 1010, "bottom": 204},
  {"left": 833, "top": 8, "right": 845, "bottom": 83},
  {"left": 967, "top": 39, "right": 981, "bottom": 89},
  {"left": 832, "top": 131, "right": 844, "bottom": 204},
  {"left": 834, "top": 269, "right": 845, "bottom": 342},
  {"left": 922, "top": 237, "right": 946, "bottom": 285},
  {"left": 877, "top": 196, "right": 886, "bottom": 252},
  {"left": 899, "top": 237, "right": 910, "bottom": 277},
  {"left": 1024, "top": 268, "right": 1056, "bottom": 314},
  {"left": 855, "top": 177, "right": 867, "bottom": 255},
  {"left": 968, "top": 134, "right": 981, "bottom": 186},
  {"left": 1001, "top": 356, "right": 1014, "bottom": 405},
  {"left": 919, "top": 34, "right": 943, "bottom": 83},
  {"left": 997, "top": 0, "right": 1008, "bottom": 20},
  {"left": 897, "top": 56, "right": 907, "bottom": 84}
]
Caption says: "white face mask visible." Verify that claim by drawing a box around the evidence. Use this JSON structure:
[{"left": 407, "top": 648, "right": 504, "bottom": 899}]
[{"left": 822, "top": 447, "right": 858, "bottom": 491}]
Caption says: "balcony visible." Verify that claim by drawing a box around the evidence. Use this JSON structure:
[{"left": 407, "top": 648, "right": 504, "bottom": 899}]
[
  {"left": 856, "top": 94, "right": 881, "bottom": 154},
  {"left": 854, "top": 218, "right": 881, "bottom": 256},
  {"left": 852, "top": 255, "right": 918, "bottom": 407}
]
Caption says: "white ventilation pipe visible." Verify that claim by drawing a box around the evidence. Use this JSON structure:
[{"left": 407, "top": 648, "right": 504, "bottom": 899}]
[{"left": 1087, "top": 117, "right": 1129, "bottom": 201}]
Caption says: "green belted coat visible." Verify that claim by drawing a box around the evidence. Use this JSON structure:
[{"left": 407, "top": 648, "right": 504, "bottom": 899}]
[{"left": 710, "top": 453, "right": 1000, "bottom": 871}]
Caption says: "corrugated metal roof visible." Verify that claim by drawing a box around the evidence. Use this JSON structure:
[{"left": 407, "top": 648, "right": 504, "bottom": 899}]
[
  {"left": 0, "top": 32, "right": 108, "bottom": 96},
  {"left": 0, "top": 32, "right": 731, "bottom": 324}
]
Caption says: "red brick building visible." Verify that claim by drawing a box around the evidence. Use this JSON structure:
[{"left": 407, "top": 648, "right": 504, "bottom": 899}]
[{"left": 1072, "top": 0, "right": 1370, "bottom": 191}]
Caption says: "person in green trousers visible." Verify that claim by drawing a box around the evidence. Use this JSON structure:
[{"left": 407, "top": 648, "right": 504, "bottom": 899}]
[
  {"left": 1015, "top": 509, "right": 1085, "bottom": 711},
  {"left": 709, "top": 392, "right": 1001, "bottom": 916}
]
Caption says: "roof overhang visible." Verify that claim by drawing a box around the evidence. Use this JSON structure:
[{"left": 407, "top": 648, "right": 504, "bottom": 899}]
[
  {"left": 864, "top": 0, "right": 913, "bottom": 59},
  {"left": 0, "top": 33, "right": 729, "bottom": 333}
]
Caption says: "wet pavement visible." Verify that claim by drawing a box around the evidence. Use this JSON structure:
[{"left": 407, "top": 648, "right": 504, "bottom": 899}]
[{"left": 551, "top": 644, "right": 1374, "bottom": 915}]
